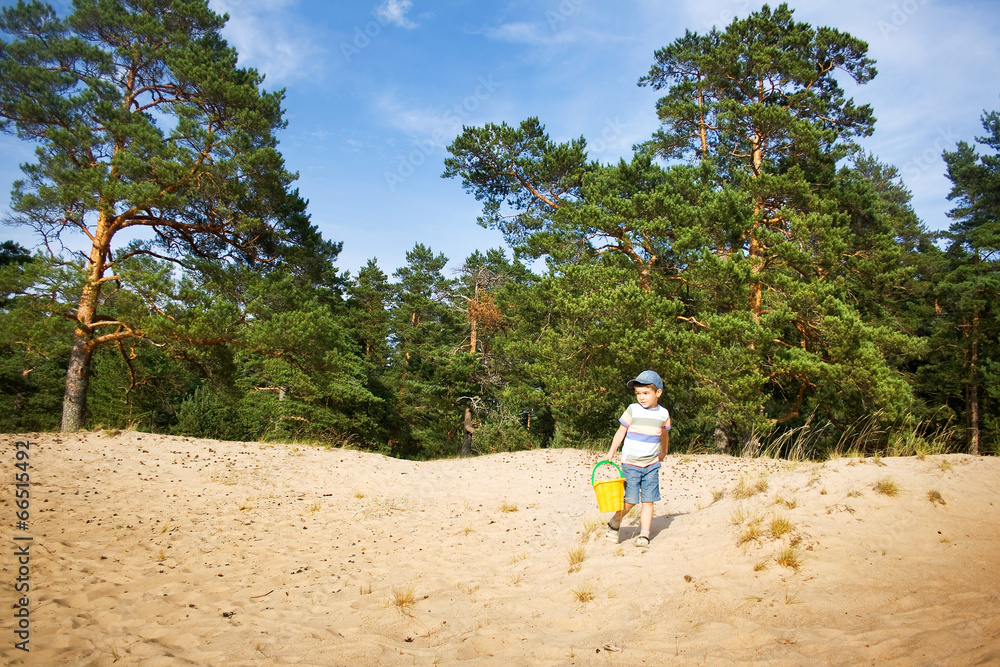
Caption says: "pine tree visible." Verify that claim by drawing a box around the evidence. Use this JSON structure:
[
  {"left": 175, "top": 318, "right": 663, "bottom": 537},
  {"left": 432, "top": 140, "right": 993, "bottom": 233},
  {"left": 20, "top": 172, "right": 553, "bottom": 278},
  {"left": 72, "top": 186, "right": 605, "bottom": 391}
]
[
  {"left": 0, "top": 0, "right": 306, "bottom": 430},
  {"left": 940, "top": 109, "right": 1000, "bottom": 454}
]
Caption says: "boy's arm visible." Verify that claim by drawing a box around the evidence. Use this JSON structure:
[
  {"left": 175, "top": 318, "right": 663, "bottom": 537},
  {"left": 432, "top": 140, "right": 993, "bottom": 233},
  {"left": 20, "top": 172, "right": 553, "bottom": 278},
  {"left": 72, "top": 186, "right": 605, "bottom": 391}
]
[
  {"left": 658, "top": 429, "right": 669, "bottom": 461},
  {"left": 607, "top": 424, "right": 628, "bottom": 462}
]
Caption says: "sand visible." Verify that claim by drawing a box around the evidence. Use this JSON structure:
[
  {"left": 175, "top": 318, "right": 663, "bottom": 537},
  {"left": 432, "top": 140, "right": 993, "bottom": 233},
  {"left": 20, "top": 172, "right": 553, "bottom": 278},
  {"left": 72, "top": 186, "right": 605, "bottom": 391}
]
[{"left": 1, "top": 430, "right": 999, "bottom": 665}]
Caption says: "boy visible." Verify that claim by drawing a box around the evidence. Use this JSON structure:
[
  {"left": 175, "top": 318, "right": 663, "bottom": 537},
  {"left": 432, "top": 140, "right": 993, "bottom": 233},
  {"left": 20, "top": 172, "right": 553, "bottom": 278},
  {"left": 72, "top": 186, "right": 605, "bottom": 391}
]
[{"left": 606, "top": 370, "right": 670, "bottom": 548}]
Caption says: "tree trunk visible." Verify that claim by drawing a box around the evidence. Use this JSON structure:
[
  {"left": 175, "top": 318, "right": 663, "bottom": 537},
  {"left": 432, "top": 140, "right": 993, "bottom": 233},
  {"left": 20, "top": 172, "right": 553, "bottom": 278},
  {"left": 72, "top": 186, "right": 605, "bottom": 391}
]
[
  {"left": 62, "top": 212, "right": 111, "bottom": 431},
  {"left": 461, "top": 405, "right": 473, "bottom": 457},
  {"left": 713, "top": 415, "right": 733, "bottom": 455},
  {"left": 61, "top": 332, "right": 94, "bottom": 431},
  {"left": 968, "top": 313, "right": 980, "bottom": 456}
]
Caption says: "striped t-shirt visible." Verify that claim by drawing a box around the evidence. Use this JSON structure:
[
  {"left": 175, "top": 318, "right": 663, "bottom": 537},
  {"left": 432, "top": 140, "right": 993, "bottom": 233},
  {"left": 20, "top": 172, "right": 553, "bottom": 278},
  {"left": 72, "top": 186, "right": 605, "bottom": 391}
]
[{"left": 620, "top": 403, "right": 671, "bottom": 467}]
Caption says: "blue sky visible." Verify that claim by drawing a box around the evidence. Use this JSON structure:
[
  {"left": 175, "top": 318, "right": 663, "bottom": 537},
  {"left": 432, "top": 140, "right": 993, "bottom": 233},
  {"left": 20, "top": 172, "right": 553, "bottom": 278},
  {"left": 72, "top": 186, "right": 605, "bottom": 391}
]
[{"left": 2, "top": 0, "right": 999, "bottom": 278}]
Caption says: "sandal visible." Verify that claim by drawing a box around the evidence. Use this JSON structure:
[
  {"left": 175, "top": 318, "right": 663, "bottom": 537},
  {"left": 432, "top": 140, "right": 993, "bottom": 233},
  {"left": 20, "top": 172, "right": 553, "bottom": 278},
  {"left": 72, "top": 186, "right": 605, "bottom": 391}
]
[{"left": 635, "top": 535, "right": 650, "bottom": 548}]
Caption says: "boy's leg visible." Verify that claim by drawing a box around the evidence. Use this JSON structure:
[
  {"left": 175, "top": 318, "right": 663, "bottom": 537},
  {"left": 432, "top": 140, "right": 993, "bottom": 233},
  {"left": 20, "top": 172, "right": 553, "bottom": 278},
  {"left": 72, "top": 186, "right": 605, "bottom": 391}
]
[
  {"left": 639, "top": 501, "right": 654, "bottom": 533},
  {"left": 607, "top": 503, "right": 634, "bottom": 541},
  {"left": 635, "top": 463, "right": 660, "bottom": 548},
  {"left": 610, "top": 503, "right": 635, "bottom": 527},
  {"left": 635, "top": 503, "right": 654, "bottom": 548}
]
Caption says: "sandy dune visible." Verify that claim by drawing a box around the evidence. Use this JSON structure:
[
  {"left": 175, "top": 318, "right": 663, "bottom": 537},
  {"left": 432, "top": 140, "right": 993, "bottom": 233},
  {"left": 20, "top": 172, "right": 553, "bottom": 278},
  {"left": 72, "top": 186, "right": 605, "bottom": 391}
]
[{"left": 1, "top": 431, "right": 999, "bottom": 665}]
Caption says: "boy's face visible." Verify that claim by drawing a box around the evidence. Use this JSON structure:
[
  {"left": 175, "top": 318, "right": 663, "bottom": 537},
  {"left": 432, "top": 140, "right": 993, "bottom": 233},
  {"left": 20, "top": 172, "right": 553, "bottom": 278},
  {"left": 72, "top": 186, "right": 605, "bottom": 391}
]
[{"left": 634, "top": 384, "right": 662, "bottom": 409}]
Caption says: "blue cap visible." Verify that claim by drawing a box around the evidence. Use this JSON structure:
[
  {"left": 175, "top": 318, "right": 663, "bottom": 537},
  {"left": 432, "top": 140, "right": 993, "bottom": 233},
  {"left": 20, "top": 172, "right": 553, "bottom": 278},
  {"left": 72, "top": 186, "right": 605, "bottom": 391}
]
[{"left": 627, "top": 370, "right": 662, "bottom": 391}]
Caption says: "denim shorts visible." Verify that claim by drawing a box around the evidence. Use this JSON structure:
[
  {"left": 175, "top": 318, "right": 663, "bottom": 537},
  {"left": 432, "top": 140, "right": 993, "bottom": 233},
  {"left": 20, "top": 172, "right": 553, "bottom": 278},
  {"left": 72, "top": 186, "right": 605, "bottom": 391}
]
[{"left": 623, "top": 462, "right": 661, "bottom": 504}]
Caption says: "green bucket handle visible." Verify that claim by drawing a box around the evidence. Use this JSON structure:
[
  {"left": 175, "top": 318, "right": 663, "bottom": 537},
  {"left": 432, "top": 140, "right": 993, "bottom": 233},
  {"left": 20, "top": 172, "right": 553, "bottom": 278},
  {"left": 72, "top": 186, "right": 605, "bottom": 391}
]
[{"left": 591, "top": 460, "right": 624, "bottom": 486}]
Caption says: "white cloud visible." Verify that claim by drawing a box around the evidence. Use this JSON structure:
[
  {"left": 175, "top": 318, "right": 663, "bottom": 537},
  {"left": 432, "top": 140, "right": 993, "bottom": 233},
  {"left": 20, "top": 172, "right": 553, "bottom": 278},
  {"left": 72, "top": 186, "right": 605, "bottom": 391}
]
[
  {"left": 209, "top": 0, "right": 325, "bottom": 85},
  {"left": 374, "top": 89, "right": 456, "bottom": 144},
  {"left": 484, "top": 21, "right": 547, "bottom": 45},
  {"left": 376, "top": 0, "right": 417, "bottom": 29}
]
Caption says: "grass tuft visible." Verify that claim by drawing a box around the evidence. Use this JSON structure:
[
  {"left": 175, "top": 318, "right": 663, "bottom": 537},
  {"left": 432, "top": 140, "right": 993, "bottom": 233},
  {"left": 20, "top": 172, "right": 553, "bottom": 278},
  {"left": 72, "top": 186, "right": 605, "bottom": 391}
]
[
  {"left": 776, "top": 546, "right": 802, "bottom": 571},
  {"left": 571, "top": 584, "right": 595, "bottom": 603},
  {"left": 927, "top": 490, "right": 946, "bottom": 505},
  {"left": 580, "top": 517, "right": 602, "bottom": 540},
  {"left": 773, "top": 495, "right": 798, "bottom": 509},
  {"left": 737, "top": 517, "right": 764, "bottom": 546},
  {"left": 498, "top": 500, "right": 519, "bottom": 513},
  {"left": 567, "top": 545, "right": 586, "bottom": 573},
  {"left": 732, "top": 474, "right": 769, "bottom": 500},
  {"left": 873, "top": 477, "right": 899, "bottom": 497},
  {"left": 730, "top": 505, "right": 750, "bottom": 526},
  {"left": 390, "top": 584, "right": 417, "bottom": 614},
  {"left": 769, "top": 515, "right": 794, "bottom": 540}
]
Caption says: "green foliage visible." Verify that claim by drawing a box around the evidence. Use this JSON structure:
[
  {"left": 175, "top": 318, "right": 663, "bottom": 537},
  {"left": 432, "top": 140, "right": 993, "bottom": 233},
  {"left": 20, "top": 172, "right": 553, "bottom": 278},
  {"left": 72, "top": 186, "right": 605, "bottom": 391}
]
[
  {"left": 931, "top": 107, "right": 1000, "bottom": 454},
  {"left": 0, "top": 0, "right": 308, "bottom": 430},
  {"left": 444, "top": 3, "right": 928, "bottom": 455},
  {"left": 0, "top": 4, "right": 994, "bottom": 459},
  {"left": 0, "top": 247, "right": 75, "bottom": 431}
]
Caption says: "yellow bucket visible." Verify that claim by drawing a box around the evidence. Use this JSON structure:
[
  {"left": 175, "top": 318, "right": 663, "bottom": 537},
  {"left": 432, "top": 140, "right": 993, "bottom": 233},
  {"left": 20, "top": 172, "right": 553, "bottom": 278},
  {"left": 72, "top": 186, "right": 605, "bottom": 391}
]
[{"left": 591, "top": 460, "right": 625, "bottom": 513}]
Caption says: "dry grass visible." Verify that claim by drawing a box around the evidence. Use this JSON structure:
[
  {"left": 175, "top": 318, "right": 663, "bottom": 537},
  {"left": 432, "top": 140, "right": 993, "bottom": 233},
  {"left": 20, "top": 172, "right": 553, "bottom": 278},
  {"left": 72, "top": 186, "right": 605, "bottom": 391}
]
[
  {"left": 567, "top": 545, "right": 587, "bottom": 573},
  {"left": 510, "top": 551, "right": 527, "bottom": 565},
  {"left": 773, "top": 495, "right": 797, "bottom": 509},
  {"left": 156, "top": 548, "right": 167, "bottom": 562},
  {"left": 730, "top": 505, "right": 751, "bottom": 526},
  {"left": 711, "top": 488, "right": 726, "bottom": 503},
  {"left": 498, "top": 500, "right": 519, "bottom": 513},
  {"left": 572, "top": 584, "right": 595, "bottom": 603},
  {"left": 927, "top": 489, "right": 946, "bottom": 506},
  {"left": 354, "top": 490, "right": 366, "bottom": 499},
  {"left": 754, "top": 559, "right": 770, "bottom": 572},
  {"left": 580, "top": 517, "right": 602, "bottom": 540},
  {"left": 732, "top": 474, "right": 769, "bottom": 500},
  {"left": 355, "top": 495, "right": 407, "bottom": 519},
  {"left": 737, "top": 518, "right": 764, "bottom": 546},
  {"left": 776, "top": 546, "right": 802, "bottom": 571},
  {"left": 389, "top": 584, "right": 417, "bottom": 614},
  {"left": 873, "top": 477, "right": 899, "bottom": 497},
  {"left": 769, "top": 515, "right": 794, "bottom": 540}
]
